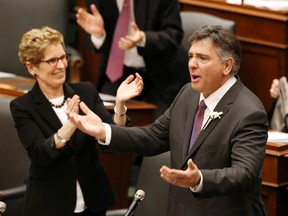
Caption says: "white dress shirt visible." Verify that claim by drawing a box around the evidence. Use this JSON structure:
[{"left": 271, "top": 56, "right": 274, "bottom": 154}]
[
  {"left": 91, "top": 0, "right": 145, "bottom": 69},
  {"left": 51, "top": 97, "right": 86, "bottom": 213},
  {"left": 191, "top": 75, "right": 237, "bottom": 192}
]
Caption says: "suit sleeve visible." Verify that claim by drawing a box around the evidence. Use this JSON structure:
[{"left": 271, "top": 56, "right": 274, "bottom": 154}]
[
  {"left": 139, "top": 0, "right": 184, "bottom": 57},
  {"left": 10, "top": 98, "right": 62, "bottom": 165}
]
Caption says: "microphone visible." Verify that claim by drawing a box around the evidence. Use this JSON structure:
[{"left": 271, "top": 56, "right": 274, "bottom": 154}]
[
  {"left": 124, "top": 189, "right": 145, "bottom": 216},
  {"left": 0, "top": 201, "right": 6, "bottom": 216}
]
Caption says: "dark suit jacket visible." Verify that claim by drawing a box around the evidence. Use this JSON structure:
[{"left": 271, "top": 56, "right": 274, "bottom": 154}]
[
  {"left": 86, "top": 0, "right": 190, "bottom": 106},
  {"left": 107, "top": 77, "right": 268, "bottom": 216},
  {"left": 10, "top": 82, "right": 116, "bottom": 216}
]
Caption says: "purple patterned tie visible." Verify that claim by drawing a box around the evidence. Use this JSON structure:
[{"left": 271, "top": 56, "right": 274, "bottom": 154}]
[
  {"left": 106, "top": 0, "right": 130, "bottom": 82},
  {"left": 188, "top": 100, "right": 207, "bottom": 151}
]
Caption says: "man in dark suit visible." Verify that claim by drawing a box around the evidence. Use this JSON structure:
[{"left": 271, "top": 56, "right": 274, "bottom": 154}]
[
  {"left": 68, "top": 25, "right": 268, "bottom": 216},
  {"left": 76, "top": 0, "right": 189, "bottom": 118}
]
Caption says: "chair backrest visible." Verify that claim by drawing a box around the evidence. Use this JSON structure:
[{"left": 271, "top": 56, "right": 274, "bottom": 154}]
[
  {"left": 0, "top": 0, "right": 71, "bottom": 77},
  {"left": 0, "top": 97, "right": 30, "bottom": 190},
  {"left": 180, "top": 11, "right": 236, "bottom": 51},
  {"left": 134, "top": 152, "right": 171, "bottom": 216},
  {"left": 0, "top": 97, "right": 30, "bottom": 215}
]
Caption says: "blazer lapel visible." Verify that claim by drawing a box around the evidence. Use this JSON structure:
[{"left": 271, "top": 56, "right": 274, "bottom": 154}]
[
  {"left": 30, "top": 83, "right": 76, "bottom": 132},
  {"left": 184, "top": 105, "right": 230, "bottom": 163},
  {"left": 63, "top": 82, "right": 76, "bottom": 99},
  {"left": 181, "top": 94, "right": 200, "bottom": 160},
  {"left": 134, "top": 0, "right": 147, "bottom": 29},
  {"left": 181, "top": 77, "right": 243, "bottom": 168},
  {"left": 30, "top": 83, "right": 62, "bottom": 131}
]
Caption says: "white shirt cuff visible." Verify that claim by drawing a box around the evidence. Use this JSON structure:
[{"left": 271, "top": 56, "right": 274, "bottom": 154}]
[
  {"left": 190, "top": 170, "right": 203, "bottom": 193},
  {"left": 91, "top": 31, "right": 106, "bottom": 49},
  {"left": 97, "top": 123, "right": 111, "bottom": 145}
]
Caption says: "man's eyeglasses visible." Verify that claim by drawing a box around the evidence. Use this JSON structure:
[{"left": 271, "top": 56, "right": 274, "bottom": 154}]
[{"left": 38, "top": 53, "right": 71, "bottom": 67}]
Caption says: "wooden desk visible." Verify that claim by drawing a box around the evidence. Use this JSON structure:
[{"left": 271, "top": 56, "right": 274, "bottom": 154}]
[
  {"left": 262, "top": 142, "right": 288, "bottom": 216},
  {"left": 101, "top": 102, "right": 156, "bottom": 209},
  {"left": 179, "top": 0, "right": 288, "bottom": 112},
  {"left": 0, "top": 73, "right": 34, "bottom": 97}
]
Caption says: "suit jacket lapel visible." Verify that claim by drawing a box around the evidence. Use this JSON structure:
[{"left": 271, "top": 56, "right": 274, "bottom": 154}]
[
  {"left": 64, "top": 82, "right": 76, "bottom": 99},
  {"left": 181, "top": 78, "right": 243, "bottom": 168},
  {"left": 134, "top": 0, "right": 147, "bottom": 29},
  {"left": 30, "top": 83, "right": 76, "bottom": 132},
  {"left": 181, "top": 94, "right": 200, "bottom": 159},
  {"left": 30, "top": 83, "right": 61, "bottom": 131},
  {"left": 184, "top": 105, "right": 230, "bottom": 163}
]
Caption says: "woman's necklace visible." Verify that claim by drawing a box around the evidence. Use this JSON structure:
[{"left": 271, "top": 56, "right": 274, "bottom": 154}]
[{"left": 50, "top": 96, "right": 66, "bottom": 108}]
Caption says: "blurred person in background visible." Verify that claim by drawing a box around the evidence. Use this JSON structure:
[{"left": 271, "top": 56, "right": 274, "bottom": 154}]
[
  {"left": 268, "top": 77, "right": 288, "bottom": 132},
  {"left": 76, "top": 0, "right": 190, "bottom": 119}
]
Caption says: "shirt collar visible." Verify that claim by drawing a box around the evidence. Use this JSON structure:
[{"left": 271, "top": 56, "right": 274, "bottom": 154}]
[{"left": 200, "top": 76, "right": 237, "bottom": 112}]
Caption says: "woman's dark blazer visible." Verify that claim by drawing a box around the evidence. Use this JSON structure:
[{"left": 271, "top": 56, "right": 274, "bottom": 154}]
[{"left": 10, "top": 82, "right": 116, "bottom": 216}]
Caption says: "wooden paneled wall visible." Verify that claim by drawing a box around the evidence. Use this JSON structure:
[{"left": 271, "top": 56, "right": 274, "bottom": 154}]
[{"left": 179, "top": 0, "right": 288, "bottom": 112}]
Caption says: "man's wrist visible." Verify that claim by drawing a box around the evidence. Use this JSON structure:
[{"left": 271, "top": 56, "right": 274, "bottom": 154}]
[
  {"left": 137, "top": 31, "right": 146, "bottom": 47},
  {"left": 191, "top": 182, "right": 200, "bottom": 191},
  {"left": 97, "top": 123, "right": 111, "bottom": 145},
  {"left": 92, "top": 30, "right": 105, "bottom": 39},
  {"left": 91, "top": 31, "right": 106, "bottom": 48},
  {"left": 190, "top": 171, "right": 203, "bottom": 193}
]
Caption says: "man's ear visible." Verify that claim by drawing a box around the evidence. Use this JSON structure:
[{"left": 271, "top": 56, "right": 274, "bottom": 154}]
[{"left": 223, "top": 58, "right": 234, "bottom": 75}]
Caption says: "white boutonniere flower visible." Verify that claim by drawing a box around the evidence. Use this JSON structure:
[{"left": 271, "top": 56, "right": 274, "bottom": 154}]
[
  {"left": 210, "top": 111, "right": 223, "bottom": 120},
  {"left": 203, "top": 111, "right": 223, "bottom": 130}
]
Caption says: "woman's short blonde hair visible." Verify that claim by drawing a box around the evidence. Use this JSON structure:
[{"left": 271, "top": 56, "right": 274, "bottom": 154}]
[{"left": 18, "top": 26, "right": 65, "bottom": 65}]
